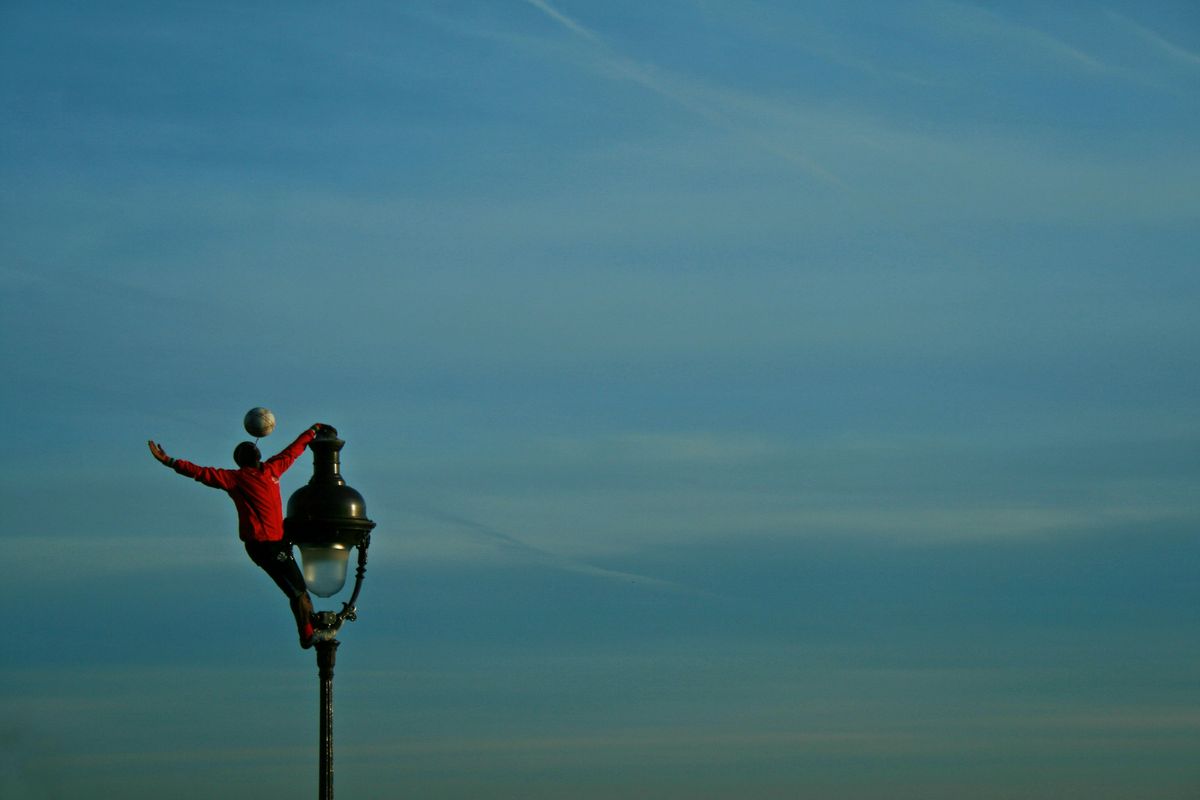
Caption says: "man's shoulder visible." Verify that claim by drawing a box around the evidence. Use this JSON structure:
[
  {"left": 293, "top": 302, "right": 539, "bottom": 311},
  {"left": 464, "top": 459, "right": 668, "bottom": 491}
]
[{"left": 239, "top": 464, "right": 282, "bottom": 483}]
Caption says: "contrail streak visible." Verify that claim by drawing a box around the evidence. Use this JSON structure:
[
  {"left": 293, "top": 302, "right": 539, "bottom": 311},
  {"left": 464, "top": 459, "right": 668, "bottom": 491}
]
[
  {"left": 524, "top": 0, "right": 603, "bottom": 45},
  {"left": 521, "top": 0, "right": 845, "bottom": 188},
  {"left": 386, "top": 498, "right": 707, "bottom": 595}
]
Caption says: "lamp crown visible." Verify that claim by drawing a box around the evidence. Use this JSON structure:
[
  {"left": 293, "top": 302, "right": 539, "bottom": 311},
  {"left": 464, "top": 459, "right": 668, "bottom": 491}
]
[{"left": 284, "top": 430, "right": 375, "bottom": 549}]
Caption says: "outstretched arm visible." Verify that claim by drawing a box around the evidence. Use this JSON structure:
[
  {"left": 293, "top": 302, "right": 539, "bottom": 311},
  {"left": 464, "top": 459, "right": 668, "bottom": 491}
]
[
  {"left": 149, "top": 439, "right": 235, "bottom": 489},
  {"left": 264, "top": 424, "right": 329, "bottom": 476}
]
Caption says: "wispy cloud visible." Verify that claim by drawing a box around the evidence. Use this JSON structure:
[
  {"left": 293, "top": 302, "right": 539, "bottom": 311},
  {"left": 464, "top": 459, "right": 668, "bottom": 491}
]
[
  {"left": 932, "top": 1, "right": 1106, "bottom": 72},
  {"left": 9, "top": 535, "right": 241, "bottom": 583},
  {"left": 1108, "top": 10, "right": 1200, "bottom": 68},
  {"left": 368, "top": 426, "right": 1200, "bottom": 568},
  {"left": 523, "top": 0, "right": 603, "bottom": 45},
  {"left": 375, "top": 497, "right": 701, "bottom": 593},
  {"left": 520, "top": 0, "right": 845, "bottom": 186}
]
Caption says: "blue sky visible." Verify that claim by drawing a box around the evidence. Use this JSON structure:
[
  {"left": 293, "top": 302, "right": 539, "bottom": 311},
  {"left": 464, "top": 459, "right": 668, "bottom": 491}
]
[{"left": 2, "top": 1, "right": 1198, "bottom": 797}]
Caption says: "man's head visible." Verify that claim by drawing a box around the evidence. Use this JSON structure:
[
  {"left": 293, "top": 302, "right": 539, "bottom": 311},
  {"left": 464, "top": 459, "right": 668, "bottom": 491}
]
[{"left": 233, "top": 441, "right": 261, "bottom": 468}]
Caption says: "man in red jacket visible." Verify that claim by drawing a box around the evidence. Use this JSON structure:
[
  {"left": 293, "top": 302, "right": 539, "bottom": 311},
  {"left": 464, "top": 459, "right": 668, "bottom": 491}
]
[{"left": 148, "top": 423, "right": 332, "bottom": 649}]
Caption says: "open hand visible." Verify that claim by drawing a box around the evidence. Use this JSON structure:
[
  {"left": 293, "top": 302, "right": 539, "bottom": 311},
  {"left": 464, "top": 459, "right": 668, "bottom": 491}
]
[{"left": 147, "top": 440, "right": 171, "bottom": 465}]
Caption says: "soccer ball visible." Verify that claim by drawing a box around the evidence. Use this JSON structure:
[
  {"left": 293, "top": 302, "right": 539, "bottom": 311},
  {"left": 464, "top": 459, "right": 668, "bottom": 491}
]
[{"left": 243, "top": 407, "right": 276, "bottom": 438}]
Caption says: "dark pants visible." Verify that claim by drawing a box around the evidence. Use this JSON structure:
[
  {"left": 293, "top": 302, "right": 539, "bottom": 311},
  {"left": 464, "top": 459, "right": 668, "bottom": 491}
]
[{"left": 244, "top": 540, "right": 307, "bottom": 600}]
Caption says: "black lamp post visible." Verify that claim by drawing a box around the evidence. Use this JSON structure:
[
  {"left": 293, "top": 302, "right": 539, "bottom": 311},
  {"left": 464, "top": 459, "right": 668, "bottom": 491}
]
[{"left": 284, "top": 427, "right": 376, "bottom": 800}]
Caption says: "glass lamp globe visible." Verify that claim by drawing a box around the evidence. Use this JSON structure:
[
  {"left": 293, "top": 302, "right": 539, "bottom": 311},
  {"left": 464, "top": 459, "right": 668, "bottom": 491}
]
[{"left": 299, "top": 543, "right": 353, "bottom": 598}]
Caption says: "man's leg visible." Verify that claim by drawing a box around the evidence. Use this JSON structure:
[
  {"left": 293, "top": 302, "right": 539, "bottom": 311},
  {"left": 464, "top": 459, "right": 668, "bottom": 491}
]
[
  {"left": 289, "top": 592, "right": 315, "bottom": 648},
  {"left": 245, "top": 541, "right": 315, "bottom": 648}
]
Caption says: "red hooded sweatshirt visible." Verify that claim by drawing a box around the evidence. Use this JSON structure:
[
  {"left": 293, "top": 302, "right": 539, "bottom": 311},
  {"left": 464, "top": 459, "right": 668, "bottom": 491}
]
[{"left": 172, "top": 429, "right": 316, "bottom": 542}]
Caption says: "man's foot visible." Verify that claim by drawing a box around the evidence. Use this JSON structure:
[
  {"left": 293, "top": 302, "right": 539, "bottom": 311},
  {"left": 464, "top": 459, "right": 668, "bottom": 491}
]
[{"left": 292, "top": 593, "right": 316, "bottom": 649}]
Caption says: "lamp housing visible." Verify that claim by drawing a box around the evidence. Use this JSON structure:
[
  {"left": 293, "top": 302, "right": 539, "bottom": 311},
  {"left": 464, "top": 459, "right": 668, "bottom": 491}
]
[{"left": 284, "top": 430, "right": 375, "bottom": 597}]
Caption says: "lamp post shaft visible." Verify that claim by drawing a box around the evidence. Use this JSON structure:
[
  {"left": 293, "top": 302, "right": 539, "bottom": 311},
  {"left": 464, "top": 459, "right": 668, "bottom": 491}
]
[
  {"left": 285, "top": 430, "right": 374, "bottom": 800},
  {"left": 317, "top": 639, "right": 339, "bottom": 800}
]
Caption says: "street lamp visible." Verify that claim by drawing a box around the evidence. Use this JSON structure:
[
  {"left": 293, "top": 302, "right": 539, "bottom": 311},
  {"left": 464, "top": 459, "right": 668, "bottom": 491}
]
[{"left": 284, "top": 427, "right": 376, "bottom": 800}]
